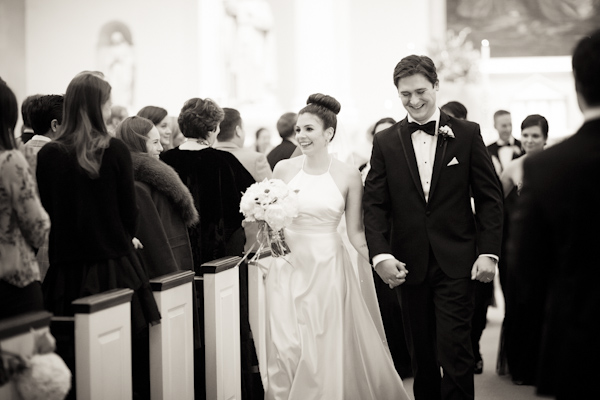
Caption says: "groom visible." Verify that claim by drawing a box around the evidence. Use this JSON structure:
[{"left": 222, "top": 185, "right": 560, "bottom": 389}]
[{"left": 363, "top": 55, "right": 503, "bottom": 400}]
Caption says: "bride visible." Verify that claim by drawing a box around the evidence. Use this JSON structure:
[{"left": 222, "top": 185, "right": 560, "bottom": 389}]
[{"left": 266, "top": 93, "right": 410, "bottom": 399}]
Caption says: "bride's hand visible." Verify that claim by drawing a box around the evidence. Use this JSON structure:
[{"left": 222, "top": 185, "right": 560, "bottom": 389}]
[{"left": 375, "top": 259, "right": 408, "bottom": 288}]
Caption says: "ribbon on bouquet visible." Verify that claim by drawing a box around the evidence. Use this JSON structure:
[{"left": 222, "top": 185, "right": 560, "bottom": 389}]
[{"left": 234, "top": 221, "right": 293, "bottom": 276}]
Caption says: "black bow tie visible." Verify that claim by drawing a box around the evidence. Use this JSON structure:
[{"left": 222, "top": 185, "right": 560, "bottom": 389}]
[
  {"left": 407, "top": 120, "right": 436, "bottom": 136},
  {"left": 498, "top": 142, "right": 512, "bottom": 147}
]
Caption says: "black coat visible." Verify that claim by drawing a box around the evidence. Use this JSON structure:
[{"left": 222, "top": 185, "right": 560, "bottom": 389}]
[
  {"left": 266, "top": 139, "right": 297, "bottom": 170},
  {"left": 508, "top": 117, "right": 600, "bottom": 399},
  {"left": 363, "top": 111, "right": 503, "bottom": 284}
]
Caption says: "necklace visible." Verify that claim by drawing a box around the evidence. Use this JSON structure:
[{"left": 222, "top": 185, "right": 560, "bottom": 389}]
[{"left": 197, "top": 139, "right": 210, "bottom": 146}]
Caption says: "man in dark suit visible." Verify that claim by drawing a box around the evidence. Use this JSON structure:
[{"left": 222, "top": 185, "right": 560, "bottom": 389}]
[
  {"left": 363, "top": 55, "right": 503, "bottom": 400},
  {"left": 266, "top": 112, "right": 297, "bottom": 170},
  {"left": 486, "top": 110, "right": 522, "bottom": 177},
  {"left": 508, "top": 29, "right": 600, "bottom": 400}
]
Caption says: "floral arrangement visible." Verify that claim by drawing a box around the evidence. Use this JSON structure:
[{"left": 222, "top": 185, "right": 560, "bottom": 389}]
[
  {"left": 428, "top": 28, "right": 481, "bottom": 84},
  {"left": 240, "top": 178, "right": 299, "bottom": 258},
  {"left": 438, "top": 125, "right": 455, "bottom": 147}
]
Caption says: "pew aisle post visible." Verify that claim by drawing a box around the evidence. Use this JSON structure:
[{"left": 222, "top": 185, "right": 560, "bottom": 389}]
[
  {"left": 247, "top": 248, "right": 272, "bottom": 389},
  {"left": 149, "top": 270, "right": 195, "bottom": 400},
  {"left": 201, "top": 256, "right": 242, "bottom": 400},
  {"left": 72, "top": 288, "right": 134, "bottom": 400}
]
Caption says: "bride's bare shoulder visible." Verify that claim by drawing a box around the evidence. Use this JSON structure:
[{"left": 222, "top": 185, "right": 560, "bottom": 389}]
[{"left": 273, "top": 157, "right": 303, "bottom": 182}]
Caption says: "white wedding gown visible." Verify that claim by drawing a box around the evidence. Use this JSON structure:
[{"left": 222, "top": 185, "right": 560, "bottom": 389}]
[{"left": 264, "top": 161, "right": 410, "bottom": 400}]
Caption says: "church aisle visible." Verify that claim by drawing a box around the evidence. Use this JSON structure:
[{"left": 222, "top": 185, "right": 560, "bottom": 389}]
[{"left": 400, "top": 283, "right": 552, "bottom": 399}]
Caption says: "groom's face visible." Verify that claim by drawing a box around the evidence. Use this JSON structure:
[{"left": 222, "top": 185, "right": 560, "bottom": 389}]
[{"left": 397, "top": 73, "right": 438, "bottom": 124}]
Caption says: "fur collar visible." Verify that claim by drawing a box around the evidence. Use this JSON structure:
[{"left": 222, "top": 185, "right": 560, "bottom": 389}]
[{"left": 131, "top": 153, "right": 199, "bottom": 227}]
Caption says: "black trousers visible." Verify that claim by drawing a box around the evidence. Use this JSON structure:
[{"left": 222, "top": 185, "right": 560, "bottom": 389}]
[{"left": 398, "top": 249, "right": 475, "bottom": 400}]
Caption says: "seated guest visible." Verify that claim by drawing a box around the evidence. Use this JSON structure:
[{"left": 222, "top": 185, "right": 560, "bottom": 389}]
[
  {"left": 0, "top": 81, "right": 51, "bottom": 320},
  {"left": 267, "top": 112, "right": 297, "bottom": 169},
  {"left": 36, "top": 71, "right": 160, "bottom": 399},
  {"left": 215, "top": 108, "right": 272, "bottom": 182},
  {"left": 160, "top": 97, "right": 261, "bottom": 399},
  {"left": 116, "top": 115, "right": 198, "bottom": 276},
  {"left": 137, "top": 105, "right": 172, "bottom": 151}
]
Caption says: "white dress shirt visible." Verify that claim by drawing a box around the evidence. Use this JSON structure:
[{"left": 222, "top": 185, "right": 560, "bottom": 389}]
[{"left": 497, "top": 136, "right": 517, "bottom": 172}]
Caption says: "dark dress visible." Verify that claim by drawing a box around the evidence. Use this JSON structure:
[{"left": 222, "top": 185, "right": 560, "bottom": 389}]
[
  {"left": 161, "top": 146, "right": 262, "bottom": 399},
  {"left": 36, "top": 138, "right": 161, "bottom": 400}
]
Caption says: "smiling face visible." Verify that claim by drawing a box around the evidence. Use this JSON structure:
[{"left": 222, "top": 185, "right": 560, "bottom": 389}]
[
  {"left": 145, "top": 126, "right": 163, "bottom": 157},
  {"left": 156, "top": 116, "right": 172, "bottom": 146},
  {"left": 521, "top": 125, "right": 545, "bottom": 154},
  {"left": 494, "top": 114, "right": 512, "bottom": 142},
  {"left": 295, "top": 113, "right": 332, "bottom": 154},
  {"left": 397, "top": 73, "right": 438, "bottom": 124}
]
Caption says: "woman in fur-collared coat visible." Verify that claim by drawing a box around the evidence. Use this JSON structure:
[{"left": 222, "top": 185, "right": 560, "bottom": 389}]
[{"left": 116, "top": 116, "right": 198, "bottom": 277}]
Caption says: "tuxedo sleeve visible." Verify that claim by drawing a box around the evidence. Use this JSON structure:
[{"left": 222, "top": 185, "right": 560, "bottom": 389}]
[
  {"left": 363, "top": 134, "right": 392, "bottom": 261},
  {"left": 469, "top": 127, "right": 503, "bottom": 256}
]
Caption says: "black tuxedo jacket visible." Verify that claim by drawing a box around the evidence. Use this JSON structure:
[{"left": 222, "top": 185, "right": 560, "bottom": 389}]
[
  {"left": 508, "top": 118, "right": 600, "bottom": 398},
  {"left": 486, "top": 138, "right": 522, "bottom": 173},
  {"left": 266, "top": 139, "right": 297, "bottom": 170},
  {"left": 363, "top": 111, "right": 503, "bottom": 284}
]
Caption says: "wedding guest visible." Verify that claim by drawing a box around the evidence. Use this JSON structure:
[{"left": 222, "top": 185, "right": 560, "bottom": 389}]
[
  {"left": 137, "top": 105, "right": 172, "bottom": 149},
  {"left": 106, "top": 104, "right": 128, "bottom": 135},
  {"left": 267, "top": 112, "right": 297, "bottom": 169},
  {"left": 359, "top": 117, "right": 396, "bottom": 181},
  {"left": 160, "top": 98, "right": 261, "bottom": 399},
  {"left": 0, "top": 81, "right": 51, "bottom": 319},
  {"left": 254, "top": 127, "right": 272, "bottom": 154},
  {"left": 23, "top": 94, "right": 64, "bottom": 173},
  {"left": 215, "top": 108, "right": 272, "bottom": 182},
  {"left": 497, "top": 114, "right": 549, "bottom": 382},
  {"left": 363, "top": 55, "right": 503, "bottom": 400},
  {"left": 23, "top": 94, "right": 64, "bottom": 280},
  {"left": 487, "top": 110, "right": 522, "bottom": 177},
  {"left": 18, "top": 94, "right": 42, "bottom": 144},
  {"left": 167, "top": 115, "right": 186, "bottom": 149},
  {"left": 115, "top": 115, "right": 198, "bottom": 276},
  {"left": 36, "top": 71, "right": 160, "bottom": 400},
  {"left": 508, "top": 29, "right": 600, "bottom": 399},
  {"left": 441, "top": 101, "right": 468, "bottom": 120}
]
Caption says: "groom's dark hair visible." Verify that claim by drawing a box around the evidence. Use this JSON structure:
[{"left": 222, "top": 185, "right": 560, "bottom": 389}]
[
  {"left": 572, "top": 28, "right": 600, "bottom": 106},
  {"left": 393, "top": 55, "right": 438, "bottom": 88}
]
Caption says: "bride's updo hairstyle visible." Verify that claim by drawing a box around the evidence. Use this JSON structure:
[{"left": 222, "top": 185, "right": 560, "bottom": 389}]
[{"left": 299, "top": 93, "right": 341, "bottom": 141}]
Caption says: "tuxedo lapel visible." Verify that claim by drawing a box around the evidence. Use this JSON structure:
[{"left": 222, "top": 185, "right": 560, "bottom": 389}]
[
  {"left": 397, "top": 118, "right": 426, "bottom": 203},
  {"left": 428, "top": 112, "right": 451, "bottom": 205}
]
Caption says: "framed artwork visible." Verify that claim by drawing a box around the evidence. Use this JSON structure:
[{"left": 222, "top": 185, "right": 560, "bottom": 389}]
[{"left": 446, "top": 0, "right": 600, "bottom": 57}]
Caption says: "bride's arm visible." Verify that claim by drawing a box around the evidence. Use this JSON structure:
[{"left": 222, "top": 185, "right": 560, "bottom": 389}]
[{"left": 344, "top": 169, "right": 371, "bottom": 263}]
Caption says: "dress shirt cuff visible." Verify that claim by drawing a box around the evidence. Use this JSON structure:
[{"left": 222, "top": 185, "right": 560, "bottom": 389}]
[
  {"left": 479, "top": 254, "right": 499, "bottom": 262},
  {"left": 373, "top": 253, "right": 395, "bottom": 268}
]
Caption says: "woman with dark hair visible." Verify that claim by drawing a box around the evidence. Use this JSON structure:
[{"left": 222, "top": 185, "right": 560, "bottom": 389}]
[
  {"left": 160, "top": 97, "right": 260, "bottom": 399},
  {"left": 497, "top": 114, "right": 549, "bottom": 384},
  {"left": 267, "top": 93, "right": 409, "bottom": 399},
  {"left": 255, "top": 127, "right": 272, "bottom": 154},
  {"left": 137, "top": 105, "right": 172, "bottom": 150},
  {"left": 0, "top": 82, "right": 51, "bottom": 319},
  {"left": 36, "top": 71, "right": 160, "bottom": 399},
  {"left": 359, "top": 117, "right": 396, "bottom": 181}
]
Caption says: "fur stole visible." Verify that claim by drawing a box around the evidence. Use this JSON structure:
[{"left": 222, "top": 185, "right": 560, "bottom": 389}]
[{"left": 131, "top": 153, "right": 199, "bottom": 227}]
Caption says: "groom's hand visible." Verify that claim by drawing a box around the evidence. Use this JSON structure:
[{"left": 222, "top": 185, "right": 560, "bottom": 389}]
[
  {"left": 471, "top": 256, "right": 496, "bottom": 283},
  {"left": 375, "top": 259, "right": 408, "bottom": 288}
]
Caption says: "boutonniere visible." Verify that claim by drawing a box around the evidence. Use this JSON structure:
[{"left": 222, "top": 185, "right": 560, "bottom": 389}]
[{"left": 438, "top": 125, "right": 454, "bottom": 147}]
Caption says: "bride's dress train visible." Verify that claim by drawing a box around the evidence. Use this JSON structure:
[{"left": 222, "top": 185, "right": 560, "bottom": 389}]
[{"left": 264, "top": 161, "right": 409, "bottom": 400}]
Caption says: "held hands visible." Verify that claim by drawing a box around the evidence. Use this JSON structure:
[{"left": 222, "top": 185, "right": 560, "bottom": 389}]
[
  {"left": 375, "top": 259, "right": 408, "bottom": 289},
  {"left": 471, "top": 256, "right": 496, "bottom": 283},
  {"left": 132, "top": 237, "right": 144, "bottom": 249}
]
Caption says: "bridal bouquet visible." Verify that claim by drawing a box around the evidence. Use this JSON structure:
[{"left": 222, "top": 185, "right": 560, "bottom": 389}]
[{"left": 240, "top": 178, "right": 299, "bottom": 257}]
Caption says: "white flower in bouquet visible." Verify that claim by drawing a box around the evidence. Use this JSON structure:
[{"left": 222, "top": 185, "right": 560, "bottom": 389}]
[{"left": 239, "top": 178, "right": 299, "bottom": 258}]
